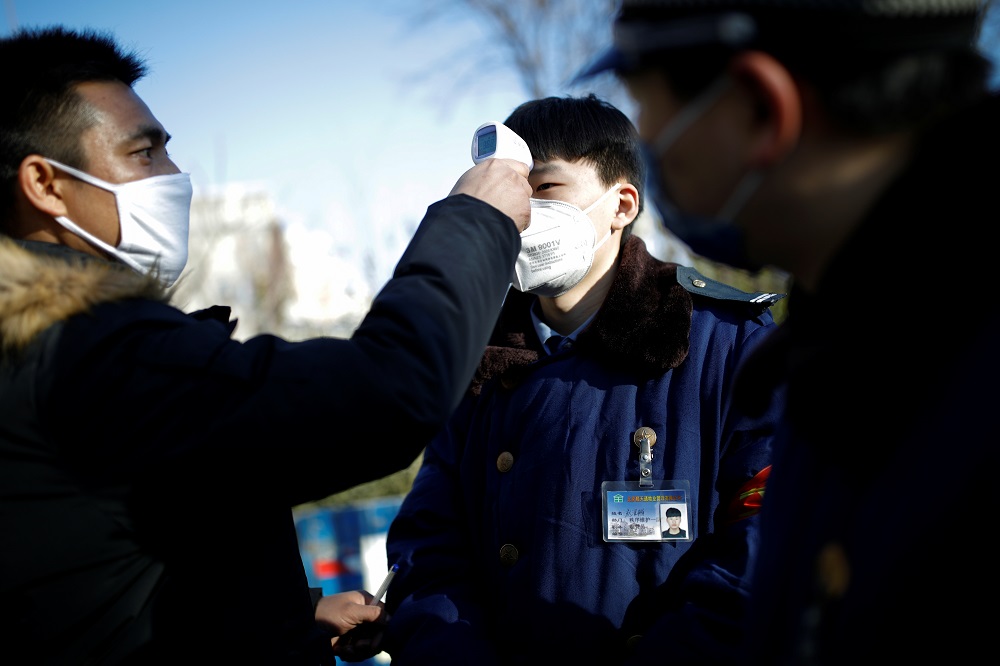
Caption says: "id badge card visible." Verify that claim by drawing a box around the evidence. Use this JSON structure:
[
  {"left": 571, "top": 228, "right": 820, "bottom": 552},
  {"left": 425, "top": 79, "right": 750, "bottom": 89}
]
[{"left": 601, "top": 480, "right": 693, "bottom": 543}]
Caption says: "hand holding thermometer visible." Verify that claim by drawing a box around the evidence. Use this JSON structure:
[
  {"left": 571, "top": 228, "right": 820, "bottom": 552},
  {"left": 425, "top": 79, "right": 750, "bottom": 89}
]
[{"left": 472, "top": 121, "right": 533, "bottom": 170}]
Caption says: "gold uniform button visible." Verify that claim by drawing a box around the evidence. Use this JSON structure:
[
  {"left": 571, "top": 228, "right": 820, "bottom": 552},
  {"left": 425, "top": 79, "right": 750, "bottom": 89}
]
[
  {"left": 497, "top": 451, "right": 514, "bottom": 473},
  {"left": 625, "top": 634, "right": 643, "bottom": 651},
  {"left": 499, "top": 543, "right": 519, "bottom": 567},
  {"left": 692, "top": 278, "right": 707, "bottom": 288},
  {"left": 816, "top": 541, "right": 850, "bottom": 599}
]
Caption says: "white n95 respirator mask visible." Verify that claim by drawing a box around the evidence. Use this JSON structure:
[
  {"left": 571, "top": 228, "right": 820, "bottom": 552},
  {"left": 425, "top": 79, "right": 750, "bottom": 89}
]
[
  {"left": 46, "top": 158, "right": 194, "bottom": 286},
  {"left": 513, "top": 183, "right": 621, "bottom": 297}
]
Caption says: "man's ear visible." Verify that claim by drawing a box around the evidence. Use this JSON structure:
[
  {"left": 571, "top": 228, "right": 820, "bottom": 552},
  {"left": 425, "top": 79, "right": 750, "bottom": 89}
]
[
  {"left": 18, "top": 155, "right": 70, "bottom": 216},
  {"left": 613, "top": 182, "right": 640, "bottom": 230},
  {"left": 728, "top": 50, "right": 802, "bottom": 167}
]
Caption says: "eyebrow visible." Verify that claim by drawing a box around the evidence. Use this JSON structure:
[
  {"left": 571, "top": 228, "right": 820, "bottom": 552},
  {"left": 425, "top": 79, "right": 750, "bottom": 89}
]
[
  {"left": 529, "top": 163, "right": 566, "bottom": 177},
  {"left": 126, "top": 125, "right": 171, "bottom": 147}
]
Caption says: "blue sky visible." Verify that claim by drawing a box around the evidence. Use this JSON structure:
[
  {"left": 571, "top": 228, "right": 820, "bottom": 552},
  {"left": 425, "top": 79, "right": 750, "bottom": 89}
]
[{"left": 8, "top": 0, "right": 997, "bottom": 221}]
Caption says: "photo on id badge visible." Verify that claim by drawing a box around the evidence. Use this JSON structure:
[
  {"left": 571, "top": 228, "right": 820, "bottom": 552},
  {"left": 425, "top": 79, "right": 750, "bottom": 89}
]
[{"left": 659, "top": 504, "right": 688, "bottom": 540}]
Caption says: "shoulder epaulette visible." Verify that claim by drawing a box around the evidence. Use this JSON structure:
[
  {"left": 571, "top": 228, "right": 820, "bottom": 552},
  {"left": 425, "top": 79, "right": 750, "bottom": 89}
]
[{"left": 676, "top": 265, "right": 785, "bottom": 307}]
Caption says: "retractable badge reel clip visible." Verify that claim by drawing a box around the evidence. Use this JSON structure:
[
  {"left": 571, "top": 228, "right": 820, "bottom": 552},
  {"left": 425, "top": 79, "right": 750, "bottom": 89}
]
[{"left": 471, "top": 121, "right": 533, "bottom": 170}]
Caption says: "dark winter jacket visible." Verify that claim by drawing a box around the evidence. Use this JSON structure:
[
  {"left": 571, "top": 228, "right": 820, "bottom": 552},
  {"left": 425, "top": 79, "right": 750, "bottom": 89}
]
[
  {"left": 740, "top": 94, "right": 1000, "bottom": 664},
  {"left": 0, "top": 194, "right": 519, "bottom": 665},
  {"left": 384, "top": 236, "right": 785, "bottom": 665}
]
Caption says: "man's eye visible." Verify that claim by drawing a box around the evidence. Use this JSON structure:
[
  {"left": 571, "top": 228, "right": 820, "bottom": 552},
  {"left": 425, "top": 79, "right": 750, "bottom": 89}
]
[{"left": 535, "top": 183, "right": 554, "bottom": 192}]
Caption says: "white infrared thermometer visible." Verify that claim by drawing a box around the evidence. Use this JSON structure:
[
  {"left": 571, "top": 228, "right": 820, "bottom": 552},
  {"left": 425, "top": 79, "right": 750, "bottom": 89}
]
[{"left": 471, "top": 121, "right": 533, "bottom": 170}]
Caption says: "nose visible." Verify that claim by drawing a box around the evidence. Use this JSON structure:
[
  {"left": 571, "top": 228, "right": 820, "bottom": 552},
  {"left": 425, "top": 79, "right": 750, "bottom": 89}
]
[{"left": 162, "top": 157, "right": 182, "bottom": 176}]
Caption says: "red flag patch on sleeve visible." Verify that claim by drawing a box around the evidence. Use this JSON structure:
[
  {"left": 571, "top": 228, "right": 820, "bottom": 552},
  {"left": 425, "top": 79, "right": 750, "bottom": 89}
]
[{"left": 725, "top": 464, "right": 771, "bottom": 524}]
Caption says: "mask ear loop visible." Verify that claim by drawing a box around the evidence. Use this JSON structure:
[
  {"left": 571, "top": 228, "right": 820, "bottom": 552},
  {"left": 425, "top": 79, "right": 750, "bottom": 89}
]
[
  {"left": 717, "top": 169, "right": 763, "bottom": 221},
  {"left": 45, "top": 158, "right": 120, "bottom": 192},
  {"left": 654, "top": 76, "right": 733, "bottom": 154},
  {"left": 582, "top": 182, "right": 623, "bottom": 215},
  {"left": 51, "top": 214, "right": 146, "bottom": 275},
  {"left": 584, "top": 183, "right": 623, "bottom": 251}
]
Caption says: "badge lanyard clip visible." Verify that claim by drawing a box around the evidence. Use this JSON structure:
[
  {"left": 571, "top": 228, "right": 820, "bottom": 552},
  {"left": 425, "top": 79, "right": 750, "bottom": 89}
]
[{"left": 633, "top": 426, "right": 656, "bottom": 488}]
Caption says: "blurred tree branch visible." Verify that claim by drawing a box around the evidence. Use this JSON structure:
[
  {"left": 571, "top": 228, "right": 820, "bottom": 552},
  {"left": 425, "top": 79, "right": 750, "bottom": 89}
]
[{"left": 385, "top": 0, "right": 630, "bottom": 111}]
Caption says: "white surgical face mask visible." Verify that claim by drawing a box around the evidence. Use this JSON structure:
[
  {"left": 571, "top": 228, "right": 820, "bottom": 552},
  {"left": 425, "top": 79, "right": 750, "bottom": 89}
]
[
  {"left": 46, "top": 158, "right": 193, "bottom": 286},
  {"left": 512, "top": 183, "right": 621, "bottom": 297}
]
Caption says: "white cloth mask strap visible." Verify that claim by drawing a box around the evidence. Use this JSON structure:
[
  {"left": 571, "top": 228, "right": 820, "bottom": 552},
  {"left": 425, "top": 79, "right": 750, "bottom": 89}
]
[
  {"left": 46, "top": 159, "right": 120, "bottom": 192},
  {"left": 53, "top": 214, "right": 134, "bottom": 269}
]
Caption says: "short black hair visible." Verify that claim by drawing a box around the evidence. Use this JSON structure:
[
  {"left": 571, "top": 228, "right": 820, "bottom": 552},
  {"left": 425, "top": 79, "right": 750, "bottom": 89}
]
[
  {"left": 503, "top": 94, "right": 645, "bottom": 243},
  {"left": 665, "top": 507, "right": 682, "bottom": 518},
  {"left": 0, "top": 26, "right": 147, "bottom": 217}
]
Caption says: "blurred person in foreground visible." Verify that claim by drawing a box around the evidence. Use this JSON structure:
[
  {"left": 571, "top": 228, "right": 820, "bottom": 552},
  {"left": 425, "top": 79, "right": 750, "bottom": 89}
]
[
  {"left": 0, "top": 25, "right": 530, "bottom": 665},
  {"left": 576, "top": 0, "right": 1000, "bottom": 662},
  {"left": 382, "top": 94, "right": 784, "bottom": 665}
]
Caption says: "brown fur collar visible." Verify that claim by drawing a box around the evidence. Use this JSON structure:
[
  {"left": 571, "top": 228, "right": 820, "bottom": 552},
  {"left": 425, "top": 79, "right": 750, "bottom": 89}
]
[
  {"left": 472, "top": 235, "right": 692, "bottom": 394},
  {"left": 0, "top": 237, "right": 167, "bottom": 351}
]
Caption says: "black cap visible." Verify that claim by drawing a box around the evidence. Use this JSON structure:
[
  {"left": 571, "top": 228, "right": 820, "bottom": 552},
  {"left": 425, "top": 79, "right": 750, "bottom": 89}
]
[{"left": 574, "top": 0, "right": 985, "bottom": 82}]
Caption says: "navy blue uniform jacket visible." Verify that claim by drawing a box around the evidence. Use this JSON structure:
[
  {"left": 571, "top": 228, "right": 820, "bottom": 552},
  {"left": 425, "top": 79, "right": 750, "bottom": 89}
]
[
  {"left": 384, "top": 236, "right": 785, "bottom": 665},
  {"left": 738, "top": 94, "right": 1000, "bottom": 664}
]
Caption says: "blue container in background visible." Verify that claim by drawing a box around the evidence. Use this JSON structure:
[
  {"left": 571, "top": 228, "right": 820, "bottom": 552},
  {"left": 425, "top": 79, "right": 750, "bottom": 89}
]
[
  {"left": 356, "top": 496, "right": 405, "bottom": 593},
  {"left": 294, "top": 505, "right": 364, "bottom": 595},
  {"left": 294, "top": 496, "right": 406, "bottom": 666}
]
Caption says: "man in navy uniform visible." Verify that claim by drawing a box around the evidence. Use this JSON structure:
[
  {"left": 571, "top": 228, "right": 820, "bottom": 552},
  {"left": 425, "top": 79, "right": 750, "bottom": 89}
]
[{"left": 576, "top": 0, "right": 1000, "bottom": 663}]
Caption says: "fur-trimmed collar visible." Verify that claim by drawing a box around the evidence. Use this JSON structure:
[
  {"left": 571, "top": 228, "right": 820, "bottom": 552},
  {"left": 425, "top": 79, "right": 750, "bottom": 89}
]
[
  {"left": 0, "top": 237, "right": 167, "bottom": 351},
  {"left": 471, "top": 235, "right": 692, "bottom": 394}
]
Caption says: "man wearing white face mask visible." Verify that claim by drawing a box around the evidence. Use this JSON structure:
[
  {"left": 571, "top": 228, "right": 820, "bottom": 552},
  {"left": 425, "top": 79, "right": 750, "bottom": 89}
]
[
  {"left": 0, "top": 26, "right": 531, "bottom": 665},
  {"left": 383, "top": 94, "right": 786, "bottom": 665}
]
